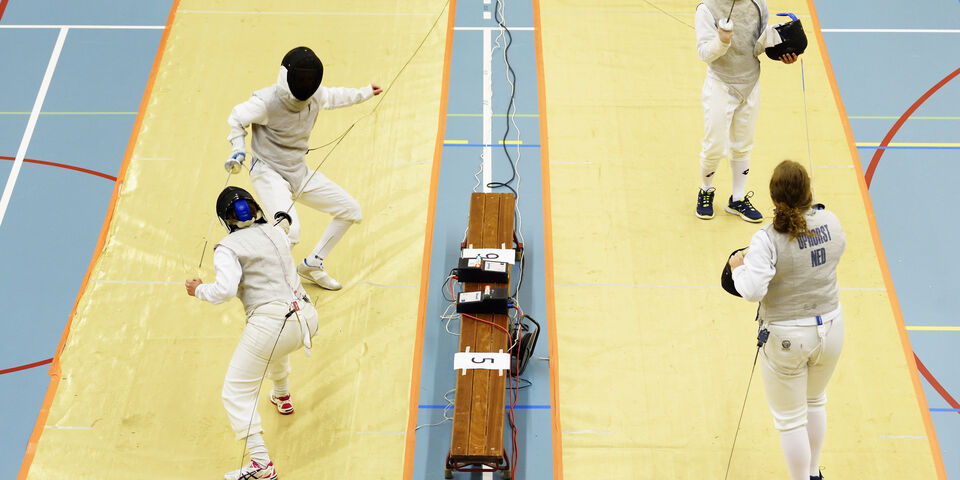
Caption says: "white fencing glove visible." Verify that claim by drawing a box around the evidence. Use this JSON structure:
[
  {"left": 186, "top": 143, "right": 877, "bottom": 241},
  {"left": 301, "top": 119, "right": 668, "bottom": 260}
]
[
  {"left": 718, "top": 18, "right": 734, "bottom": 44},
  {"left": 759, "top": 24, "right": 783, "bottom": 49},
  {"left": 224, "top": 151, "right": 245, "bottom": 174}
]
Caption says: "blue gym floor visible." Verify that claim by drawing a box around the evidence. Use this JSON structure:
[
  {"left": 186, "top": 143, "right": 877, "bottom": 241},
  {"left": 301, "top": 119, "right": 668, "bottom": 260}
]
[
  {"left": 815, "top": 0, "right": 960, "bottom": 476},
  {"left": 0, "top": 0, "right": 957, "bottom": 478}
]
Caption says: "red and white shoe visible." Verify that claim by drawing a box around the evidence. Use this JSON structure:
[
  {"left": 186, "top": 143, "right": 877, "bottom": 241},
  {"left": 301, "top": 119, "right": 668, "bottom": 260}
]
[
  {"left": 223, "top": 460, "right": 278, "bottom": 480},
  {"left": 270, "top": 390, "right": 294, "bottom": 415}
]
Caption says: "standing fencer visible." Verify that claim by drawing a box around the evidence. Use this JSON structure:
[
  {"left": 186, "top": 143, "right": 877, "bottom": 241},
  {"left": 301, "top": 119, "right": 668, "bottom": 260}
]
[
  {"left": 225, "top": 46, "right": 382, "bottom": 290},
  {"left": 728, "top": 160, "right": 845, "bottom": 480},
  {"left": 186, "top": 186, "right": 319, "bottom": 480},
  {"left": 694, "top": 0, "right": 798, "bottom": 222}
]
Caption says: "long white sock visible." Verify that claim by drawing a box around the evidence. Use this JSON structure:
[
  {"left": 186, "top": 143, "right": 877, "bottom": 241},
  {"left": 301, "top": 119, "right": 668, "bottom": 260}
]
[
  {"left": 272, "top": 378, "right": 289, "bottom": 398},
  {"left": 308, "top": 218, "right": 353, "bottom": 263},
  {"left": 245, "top": 433, "right": 270, "bottom": 466},
  {"left": 780, "top": 426, "right": 812, "bottom": 480},
  {"left": 701, "top": 166, "right": 716, "bottom": 191},
  {"left": 807, "top": 407, "right": 827, "bottom": 477},
  {"left": 730, "top": 159, "right": 749, "bottom": 201}
]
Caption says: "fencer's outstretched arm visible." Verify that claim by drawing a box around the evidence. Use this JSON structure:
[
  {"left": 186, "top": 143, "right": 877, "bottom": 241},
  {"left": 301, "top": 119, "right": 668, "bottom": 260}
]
[
  {"left": 732, "top": 229, "right": 778, "bottom": 302},
  {"left": 193, "top": 246, "right": 242, "bottom": 303},
  {"left": 315, "top": 85, "right": 376, "bottom": 110},
  {"left": 695, "top": 5, "right": 731, "bottom": 63},
  {"left": 226, "top": 96, "right": 269, "bottom": 155}
]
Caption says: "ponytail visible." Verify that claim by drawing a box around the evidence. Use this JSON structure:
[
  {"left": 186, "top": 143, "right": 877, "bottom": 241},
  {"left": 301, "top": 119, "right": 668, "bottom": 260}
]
[{"left": 769, "top": 160, "right": 813, "bottom": 239}]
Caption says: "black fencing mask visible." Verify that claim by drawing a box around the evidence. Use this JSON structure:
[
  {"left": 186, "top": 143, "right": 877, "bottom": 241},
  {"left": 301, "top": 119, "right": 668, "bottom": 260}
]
[
  {"left": 282, "top": 47, "right": 324, "bottom": 101},
  {"left": 721, "top": 247, "right": 749, "bottom": 297},
  {"left": 765, "top": 13, "right": 807, "bottom": 60},
  {"left": 216, "top": 186, "right": 266, "bottom": 232}
]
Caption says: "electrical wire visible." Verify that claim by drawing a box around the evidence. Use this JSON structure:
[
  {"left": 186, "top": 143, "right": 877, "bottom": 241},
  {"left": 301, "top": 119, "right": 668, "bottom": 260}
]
[
  {"left": 281, "top": 0, "right": 450, "bottom": 214},
  {"left": 197, "top": 170, "right": 234, "bottom": 269},
  {"left": 415, "top": 388, "right": 457, "bottom": 430}
]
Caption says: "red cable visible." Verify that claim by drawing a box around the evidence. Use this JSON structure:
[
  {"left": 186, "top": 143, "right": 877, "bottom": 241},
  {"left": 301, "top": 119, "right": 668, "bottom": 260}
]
[{"left": 460, "top": 312, "right": 519, "bottom": 478}]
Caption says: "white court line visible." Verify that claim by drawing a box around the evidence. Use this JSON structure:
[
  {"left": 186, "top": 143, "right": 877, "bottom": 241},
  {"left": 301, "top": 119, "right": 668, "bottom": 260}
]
[
  {"left": 0, "top": 28, "right": 68, "bottom": 229},
  {"left": 877, "top": 435, "right": 926, "bottom": 439},
  {"left": 92, "top": 279, "right": 416, "bottom": 288},
  {"left": 345, "top": 281, "right": 418, "bottom": 289},
  {"left": 822, "top": 28, "right": 960, "bottom": 34},
  {"left": 354, "top": 431, "right": 404, "bottom": 435},
  {"left": 133, "top": 157, "right": 173, "bottom": 161},
  {"left": 0, "top": 24, "right": 164, "bottom": 29},
  {"left": 551, "top": 161, "right": 593, "bottom": 165},
  {"left": 556, "top": 283, "right": 884, "bottom": 291},
  {"left": 482, "top": 28, "right": 493, "bottom": 193},
  {"left": 563, "top": 429, "right": 613, "bottom": 434},
  {"left": 454, "top": 26, "right": 534, "bottom": 31},
  {"left": 179, "top": 10, "right": 436, "bottom": 16},
  {"left": 93, "top": 280, "right": 181, "bottom": 285}
]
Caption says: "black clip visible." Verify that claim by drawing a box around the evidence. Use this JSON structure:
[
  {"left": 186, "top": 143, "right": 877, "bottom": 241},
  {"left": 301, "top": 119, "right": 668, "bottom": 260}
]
[{"left": 757, "top": 328, "right": 770, "bottom": 347}]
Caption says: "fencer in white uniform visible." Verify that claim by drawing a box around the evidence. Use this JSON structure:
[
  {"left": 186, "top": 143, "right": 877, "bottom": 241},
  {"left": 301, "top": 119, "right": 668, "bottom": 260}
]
[
  {"left": 695, "top": 0, "right": 796, "bottom": 222},
  {"left": 186, "top": 186, "right": 319, "bottom": 480},
  {"left": 729, "top": 160, "right": 845, "bottom": 480},
  {"left": 225, "top": 46, "right": 382, "bottom": 291}
]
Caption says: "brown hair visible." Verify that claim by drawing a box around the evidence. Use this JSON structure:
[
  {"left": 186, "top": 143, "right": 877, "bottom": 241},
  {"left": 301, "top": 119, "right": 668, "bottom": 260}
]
[{"left": 769, "top": 160, "right": 813, "bottom": 239}]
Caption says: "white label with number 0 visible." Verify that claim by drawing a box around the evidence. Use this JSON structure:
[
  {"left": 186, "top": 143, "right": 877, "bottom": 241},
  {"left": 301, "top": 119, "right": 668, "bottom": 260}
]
[{"left": 460, "top": 248, "right": 516, "bottom": 265}]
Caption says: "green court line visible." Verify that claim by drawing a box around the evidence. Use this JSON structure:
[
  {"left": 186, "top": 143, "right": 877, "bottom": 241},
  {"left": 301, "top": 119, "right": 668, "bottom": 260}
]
[
  {"left": 849, "top": 116, "right": 960, "bottom": 120},
  {"left": 447, "top": 113, "right": 539, "bottom": 117},
  {"left": 0, "top": 112, "right": 138, "bottom": 115}
]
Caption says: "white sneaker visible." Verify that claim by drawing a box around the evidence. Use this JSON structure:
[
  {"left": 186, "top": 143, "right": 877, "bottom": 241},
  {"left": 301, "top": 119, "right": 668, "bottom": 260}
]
[
  {"left": 224, "top": 460, "right": 278, "bottom": 480},
  {"left": 297, "top": 260, "right": 342, "bottom": 291},
  {"left": 269, "top": 390, "right": 294, "bottom": 415}
]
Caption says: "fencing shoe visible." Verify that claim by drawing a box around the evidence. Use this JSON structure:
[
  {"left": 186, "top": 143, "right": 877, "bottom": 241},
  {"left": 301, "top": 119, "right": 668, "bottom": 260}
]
[
  {"left": 270, "top": 390, "right": 294, "bottom": 415},
  {"left": 725, "top": 191, "right": 763, "bottom": 223},
  {"left": 224, "top": 460, "right": 278, "bottom": 480},
  {"left": 696, "top": 187, "right": 716, "bottom": 219},
  {"left": 297, "top": 260, "right": 342, "bottom": 291},
  {"left": 810, "top": 471, "right": 823, "bottom": 480}
]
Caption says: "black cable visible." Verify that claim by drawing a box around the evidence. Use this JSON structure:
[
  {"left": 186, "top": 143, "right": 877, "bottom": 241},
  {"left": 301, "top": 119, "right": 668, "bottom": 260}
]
[
  {"left": 485, "top": 0, "right": 519, "bottom": 195},
  {"left": 440, "top": 268, "right": 457, "bottom": 302}
]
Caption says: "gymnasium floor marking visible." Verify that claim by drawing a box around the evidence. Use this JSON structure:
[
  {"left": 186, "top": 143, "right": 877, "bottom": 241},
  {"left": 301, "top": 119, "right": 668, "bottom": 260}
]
[{"left": 0, "top": 27, "right": 66, "bottom": 227}]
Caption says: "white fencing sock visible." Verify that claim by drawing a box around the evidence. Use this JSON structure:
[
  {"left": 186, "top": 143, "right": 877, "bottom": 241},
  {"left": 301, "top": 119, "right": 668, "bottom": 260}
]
[
  {"left": 308, "top": 218, "right": 353, "bottom": 264},
  {"left": 730, "top": 159, "right": 750, "bottom": 201},
  {"left": 245, "top": 433, "right": 270, "bottom": 466},
  {"left": 701, "top": 166, "right": 716, "bottom": 191},
  {"left": 780, "top": 426, "right": 812, "bottom": 480},
  {"left": 807, "top": 407, "right": 827, "bottom": 477},
  {"left": 272, "top": 377, "right": 290, "bottom": 398}
]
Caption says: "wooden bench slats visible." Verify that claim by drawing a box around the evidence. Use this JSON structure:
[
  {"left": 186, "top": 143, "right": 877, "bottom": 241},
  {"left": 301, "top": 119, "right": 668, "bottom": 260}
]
[{"left": 449, "top": 192, "right": 514, "bottom": 463}]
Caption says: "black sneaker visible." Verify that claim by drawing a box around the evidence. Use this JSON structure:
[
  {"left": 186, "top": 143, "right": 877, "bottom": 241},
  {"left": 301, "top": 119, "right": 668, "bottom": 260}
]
[
  {"left": 696, "top": 188, "right": 716, "bottom": 219},
  {"left": 725, "top": 191, "right": 763, "bottom": 223},
  {"left": 810, "top": 470, "right": 823, "bottom": 480}
]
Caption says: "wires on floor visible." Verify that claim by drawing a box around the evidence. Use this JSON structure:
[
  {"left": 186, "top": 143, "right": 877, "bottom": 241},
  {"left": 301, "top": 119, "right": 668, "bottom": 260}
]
[{"left": 415, "top": 388, "right": 456, "bottom": 431}]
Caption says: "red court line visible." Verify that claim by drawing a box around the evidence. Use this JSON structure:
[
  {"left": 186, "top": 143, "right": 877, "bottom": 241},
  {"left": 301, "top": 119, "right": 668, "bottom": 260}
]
[
  {"left": 807, "top": 1, "right": 946, "bottom": 478},
  {"left": 402, "top": 1, "right": 456, "bottom": 479},
  {"left": 914, "top": 354, "right": 960, "bottom": 413},
  {"left": 0, "top": 0, "right": 9, "bottom": 22},
  {"left": 0, "top": 358, "right": 53, "bottom": 376},
  {"left": 864, "top": 67, "right": 960, "bottom": 187},
  {"left": 0, "top": 155, "right": 117, "bottom": 182},
  {"left": 16, "top": 1, "right": 181, "bottom": 478}
]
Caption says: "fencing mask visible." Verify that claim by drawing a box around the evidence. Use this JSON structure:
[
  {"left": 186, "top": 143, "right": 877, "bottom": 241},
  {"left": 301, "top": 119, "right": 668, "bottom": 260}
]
[
  {"left": 281, "top": 46, "right": 324, "bottom": 101},
  {"left": 721, "top": 247, "right": 749, "bottom": 297},
  {"left": 765, "top": 13, "right": 807, "bottom": 60},
  {"left": 216, "top": 186, "right": 266, "bottom": 233}
]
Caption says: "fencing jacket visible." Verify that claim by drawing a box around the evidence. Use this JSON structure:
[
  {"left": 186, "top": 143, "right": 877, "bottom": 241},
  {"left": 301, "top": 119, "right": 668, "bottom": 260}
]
[
  {"left": 696, "top": 0, "right": 769, "bottom": 99},
  {"left": 198, "top": 223, "right": 305, "bottom": 316},
  {"left": 227, "top": 67, "right": 375, "bottom": 187},
  {"left": 733, "top": 209, "right": 846, "bottom": 323}
]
